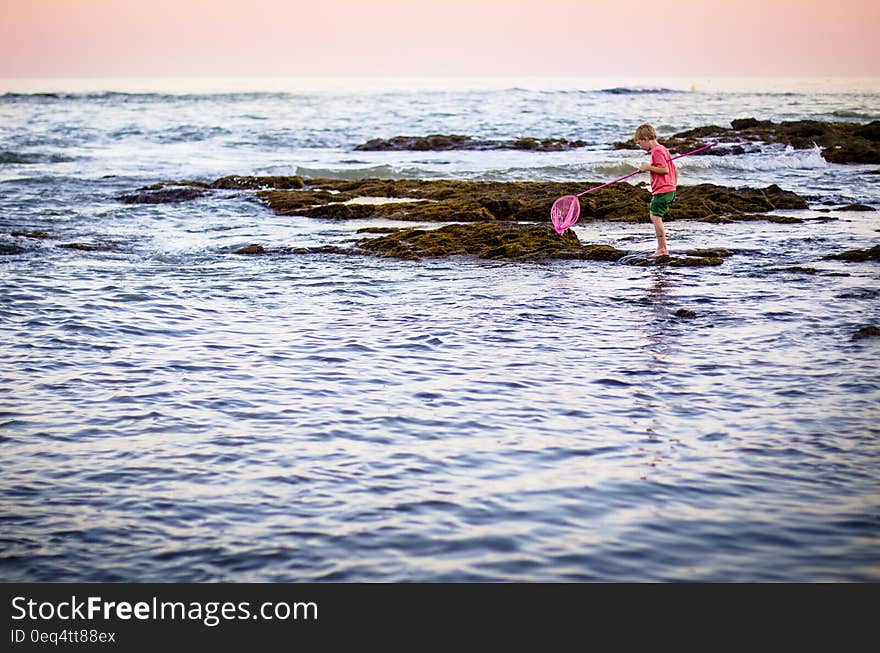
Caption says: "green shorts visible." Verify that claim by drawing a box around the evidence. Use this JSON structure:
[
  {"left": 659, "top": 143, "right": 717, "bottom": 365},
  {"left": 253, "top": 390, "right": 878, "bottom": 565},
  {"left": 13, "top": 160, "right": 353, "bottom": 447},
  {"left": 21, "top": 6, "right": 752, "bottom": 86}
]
[{"left": 649, "top": 191, "right": 676, "bottom": 217}]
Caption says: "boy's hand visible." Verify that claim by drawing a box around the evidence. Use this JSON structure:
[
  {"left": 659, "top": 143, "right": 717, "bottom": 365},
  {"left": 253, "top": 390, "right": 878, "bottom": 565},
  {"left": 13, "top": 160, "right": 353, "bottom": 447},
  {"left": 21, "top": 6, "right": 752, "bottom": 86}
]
[{"left": 638, "top": 164, "right": 650, "bottom": 173}]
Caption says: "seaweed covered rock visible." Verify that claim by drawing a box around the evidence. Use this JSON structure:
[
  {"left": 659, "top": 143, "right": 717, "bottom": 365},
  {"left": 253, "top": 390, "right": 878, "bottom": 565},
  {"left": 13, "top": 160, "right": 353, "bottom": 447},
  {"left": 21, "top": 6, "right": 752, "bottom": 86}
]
[
  {"left": 614, "top": 118, "right": 880, "bottom": 163},
  {"left": 823, "top": 245, "right": 880, "bottom": 262},
  {"left": 354, "top": 223, "right": 625, "bottom": 261},
  {"left": 211, "top": 175, "right": 305, "bottom": 190},
  {"left": 353, "top": 223, "right": 734, "bottom": 265},
  {"left": 618, "top": 251, "right": 727, "bottom": 266},
  {"left": 256, "top": 177, "right": 808, "bottom": 224},
  {"left": 354, "top": 134, "right": 589, "bottom": 152},
  {"left": 671, "top": 184, "right": 808, "bottom": 220},
  {"left": 231, "top": 244, "right": 351, "bottom": 256}
]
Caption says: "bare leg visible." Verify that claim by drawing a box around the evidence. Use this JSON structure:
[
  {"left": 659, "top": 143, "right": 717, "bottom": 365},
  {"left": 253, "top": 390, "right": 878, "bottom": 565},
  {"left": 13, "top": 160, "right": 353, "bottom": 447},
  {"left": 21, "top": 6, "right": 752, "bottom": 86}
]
[{"left": 649, "top": 214, "right": 668, "bottom": 257}]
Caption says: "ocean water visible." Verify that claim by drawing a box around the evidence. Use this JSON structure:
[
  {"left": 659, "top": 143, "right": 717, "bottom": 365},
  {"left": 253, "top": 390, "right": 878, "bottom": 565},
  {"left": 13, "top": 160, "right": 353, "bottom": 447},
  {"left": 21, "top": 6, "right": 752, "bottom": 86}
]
[{"left": 1, "top": 76, "right": 879, "bottom": 582}]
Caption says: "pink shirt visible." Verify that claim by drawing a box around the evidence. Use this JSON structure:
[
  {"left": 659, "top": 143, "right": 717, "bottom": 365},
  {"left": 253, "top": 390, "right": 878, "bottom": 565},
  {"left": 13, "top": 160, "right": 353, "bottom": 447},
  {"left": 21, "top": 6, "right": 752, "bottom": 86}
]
[{"left": 649, "top": 144, "right": 677, "bottom": 195}]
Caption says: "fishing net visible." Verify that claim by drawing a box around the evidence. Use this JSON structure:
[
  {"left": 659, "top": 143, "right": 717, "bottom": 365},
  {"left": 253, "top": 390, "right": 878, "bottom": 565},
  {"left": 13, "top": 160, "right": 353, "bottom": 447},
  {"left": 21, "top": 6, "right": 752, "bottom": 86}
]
[{"left": 550, "top": 195, "right": 580, "bottom": 234}]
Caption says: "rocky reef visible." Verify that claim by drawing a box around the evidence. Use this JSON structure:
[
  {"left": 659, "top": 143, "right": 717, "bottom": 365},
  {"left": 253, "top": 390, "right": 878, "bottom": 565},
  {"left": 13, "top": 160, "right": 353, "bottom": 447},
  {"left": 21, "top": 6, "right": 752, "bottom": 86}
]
[
  {"left": 230, "top": 221, "right": 730, "bottom": 266},
  {"left": 255, "top": 177, "right": 808, "bottom": 224},
  {"left": 614, "top": 118, "right": 880, "bottom": 164},
  {"left": 115, "top": 176, "right": 307, "bottom": 203},
  {"left": 354, "top": 134, "right": 589, "bottom": 152},
  {"left": 95, "top": 171, "right": 877, "bottom": 266},
  {"left": 113, "top": 174, "right": 817, "bottom": 224},
  {"left": 354, "top": 223, "right": 611, "bottom": 261},
  {"left": 351, "top": 119, "right": 879, "bottom": 163}
]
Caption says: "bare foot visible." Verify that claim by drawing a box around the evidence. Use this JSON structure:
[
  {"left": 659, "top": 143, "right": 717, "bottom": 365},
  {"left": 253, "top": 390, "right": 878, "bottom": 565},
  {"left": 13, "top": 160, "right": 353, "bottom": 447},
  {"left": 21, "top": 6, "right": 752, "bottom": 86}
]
[{"left": 649, "top": 250, "right": 669, "bottom": 258}]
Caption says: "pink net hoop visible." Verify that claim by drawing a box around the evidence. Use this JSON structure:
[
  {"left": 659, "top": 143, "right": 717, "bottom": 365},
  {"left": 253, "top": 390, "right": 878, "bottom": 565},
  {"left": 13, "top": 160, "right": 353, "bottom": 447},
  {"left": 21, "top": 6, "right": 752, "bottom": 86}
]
[{"left": 550, "top": 195, "right": 580, "bottom": 234}]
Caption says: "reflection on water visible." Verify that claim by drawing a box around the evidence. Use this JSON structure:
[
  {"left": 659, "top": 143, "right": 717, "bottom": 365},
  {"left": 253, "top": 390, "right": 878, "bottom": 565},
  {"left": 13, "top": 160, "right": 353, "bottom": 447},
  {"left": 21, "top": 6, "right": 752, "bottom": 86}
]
[{"left": 3, "top": 224, "right": 879, "bottom": 582}]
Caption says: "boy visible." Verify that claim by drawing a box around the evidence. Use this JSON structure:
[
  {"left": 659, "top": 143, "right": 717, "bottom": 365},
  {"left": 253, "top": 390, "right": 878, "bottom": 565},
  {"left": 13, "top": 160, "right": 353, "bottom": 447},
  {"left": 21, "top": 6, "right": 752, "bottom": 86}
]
[{"left": 635, "top": 123, "right": 677, "bottom": 257}]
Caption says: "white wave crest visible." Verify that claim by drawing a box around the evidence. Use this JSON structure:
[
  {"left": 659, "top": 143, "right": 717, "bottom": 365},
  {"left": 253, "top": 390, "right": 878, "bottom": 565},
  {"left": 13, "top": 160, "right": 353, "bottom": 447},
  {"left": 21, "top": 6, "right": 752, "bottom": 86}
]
[
  {"left": 679, "top": 145, "right": 828, "bottom": 171},
  {"left": 295, "top": 164, "right": 400, "bottom": 180}
]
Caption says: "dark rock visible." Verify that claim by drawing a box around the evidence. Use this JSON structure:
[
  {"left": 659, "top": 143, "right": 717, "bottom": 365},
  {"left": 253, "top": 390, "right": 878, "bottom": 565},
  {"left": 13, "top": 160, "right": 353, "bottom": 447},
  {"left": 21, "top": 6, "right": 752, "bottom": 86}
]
[
  {"left": 726, "top": 213, "right": 804, "bottom": 224},
  {"left": 253, "top": 177, "right": 808, "bottom": 224},
  {"left": 211, "top": 175, "right": 305, "bottom": 190},
  {"left": 258, "top": 190, "right": 342, "bottom": 215},
  {"left": 508, "top": 137, "right": 590, "bottom": 151},
  {"left": 623, "top": 253, "right": 724, "bottom": 266},
  {"left": 775, "top": 266, "right": 820, "bottom": 274},
  {"left": 823, "top": 245, "right": 880, "bottom": 262},
  {"left": 684, "top": 248, "right": 732, "bottom": 258},
  {"left": 730, "top": 118, "right": 774, "bottom": 130},
  {"left": 854, "top": 121, "right": 880, "bottom": 142},
  {"left": 286, "top": 245, "right": 352, "bottom": 256},
  {"left": 0, "top": 243, "right": 27, "bottom": 255},
  {"left": 671, "top": 184, "right": 808, "bottom": 222},
  {"left": 674, "top": 309, "right": 697, "bottom": 318},
  {"left": 770, "top": 266, "right": 850, "bottom": 276},
  {"left": 230, "top": 244, "right": 350, "bottom": 256},
  {"left": 836, "top": 203, "right": 876, "bottom": 212},
  {"left": 117, "top": 185, "right": 208, "bottom": 204},
  {"left": 851, "top": 325, "right": 880, "bottom": 340},
  {"left": 613, "top": 119, "right": 880, "bottom": 164},
  {"left": 11, "top": 230, "right": 52, "bottom": 239},
  {"left": 58, "top": 242, "right": 116, "bottom": 251},
  {"left": 355, "top": 134, "right": 479, "bottom": 151},
  {"left": 354, "top": 222, "right": 624, "bottom": 261},
  {"left": 233, "top": 244, "right": 265, "bottom": 255},
  {"left": 353, "top": 134, "right": 589, "bottom": 152}
]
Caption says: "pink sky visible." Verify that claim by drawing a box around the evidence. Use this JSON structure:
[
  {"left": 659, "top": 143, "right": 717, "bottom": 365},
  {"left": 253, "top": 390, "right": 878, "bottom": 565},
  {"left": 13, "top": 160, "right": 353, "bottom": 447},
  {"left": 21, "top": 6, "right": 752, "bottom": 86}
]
[{"left": 2, "top": 0, "right": 878, "bottom": 78}]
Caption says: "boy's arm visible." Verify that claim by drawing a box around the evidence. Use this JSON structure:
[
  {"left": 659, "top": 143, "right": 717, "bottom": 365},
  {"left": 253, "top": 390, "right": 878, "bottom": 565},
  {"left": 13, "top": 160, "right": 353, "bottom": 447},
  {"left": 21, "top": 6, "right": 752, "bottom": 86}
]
[{"left": 638, "top": 163, "right": 669, "bottom": 174}]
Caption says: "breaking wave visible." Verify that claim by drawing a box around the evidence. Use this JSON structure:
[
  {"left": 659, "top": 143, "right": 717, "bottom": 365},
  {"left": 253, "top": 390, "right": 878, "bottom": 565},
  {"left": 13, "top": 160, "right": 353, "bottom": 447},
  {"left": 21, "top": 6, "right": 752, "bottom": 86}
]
[
  {"left": 295, "top": 164, "right": 404, "bottom": 180},
  {"left": 681, "top": 145, "right": 828, "bottom": 171},
  {"left": 598, "top": 87, "right": 682, "bottom": 95},
  {"left": 830, "top": 109, "right": 878, "bottom": 120}
]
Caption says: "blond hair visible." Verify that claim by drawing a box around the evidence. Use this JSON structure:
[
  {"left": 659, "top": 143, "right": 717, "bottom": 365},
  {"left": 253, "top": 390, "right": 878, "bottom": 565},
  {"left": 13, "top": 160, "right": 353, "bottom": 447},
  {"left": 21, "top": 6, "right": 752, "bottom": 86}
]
[{"left": 634, "top": 123, "right": 657, "bottom": 141}]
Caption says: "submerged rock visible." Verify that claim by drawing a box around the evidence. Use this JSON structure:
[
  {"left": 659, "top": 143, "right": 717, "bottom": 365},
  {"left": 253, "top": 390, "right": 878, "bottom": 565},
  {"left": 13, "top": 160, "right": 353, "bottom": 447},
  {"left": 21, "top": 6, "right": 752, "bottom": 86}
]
[
  {"left": 618, "top": 252, "right": 725, "bottom": 266},
  {"left": 823, "top": 245, "right": 880, "bottom": 262},
  {"left": 231, "top": 244, "right": 350, "bottom": 256},
  {"left": 0, "top": 243, "right": 27, "bottom": 255},
  {"left": 233, "top": 244, "right": 266, "bottom": 255},
  {"left": 117, "top": 184, "right": 210, "bottom": 204},
  {"left": 852, "top": 325, "right": 880, "bottom": 340},
  {"left": 11, "top": 230, "right": 52, "bottom": 239},
  {"left": 58, "top": 242, "right": 118, "bottom": 252}
]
